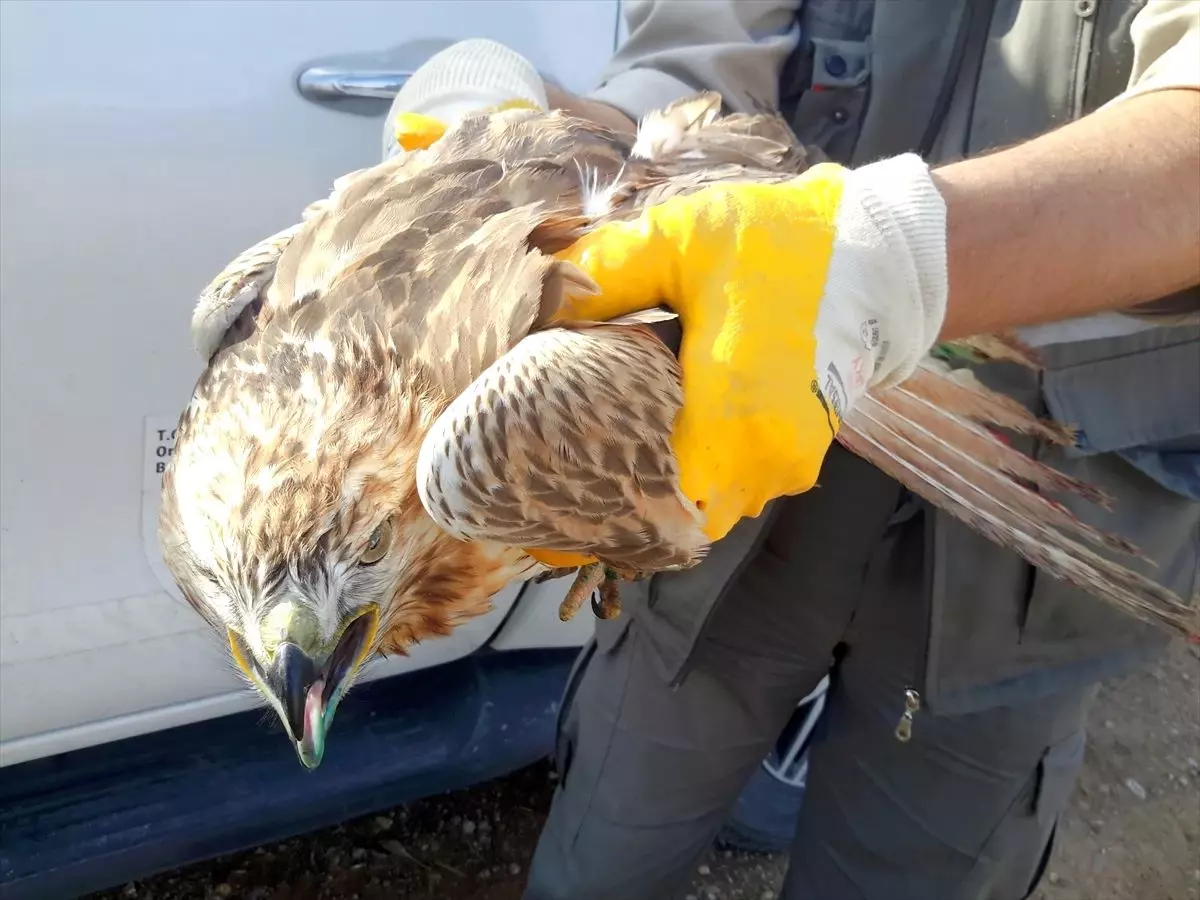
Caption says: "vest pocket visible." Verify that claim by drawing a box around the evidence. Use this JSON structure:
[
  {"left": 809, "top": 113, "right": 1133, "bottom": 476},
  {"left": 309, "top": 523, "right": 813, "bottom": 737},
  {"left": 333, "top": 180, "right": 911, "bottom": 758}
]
[
  {"left": 778, "top": 2, "right": 874, "bottom": 163},
  {"left": 788, "top": 87, "right": 870, "bottom": 164},
  {"left": 1040, "top": 333, "right": 1200, "bottom": 500}
]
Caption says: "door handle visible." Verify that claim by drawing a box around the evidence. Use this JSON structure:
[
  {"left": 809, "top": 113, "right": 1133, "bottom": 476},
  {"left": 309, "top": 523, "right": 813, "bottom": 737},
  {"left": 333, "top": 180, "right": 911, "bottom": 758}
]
[
  {"left": 294, "top": 40, "right": 456, "bottom": 116},
  {"left": 297, "top": 66, "right": 413, "bottom": 102},
  {"left": 295, "top": 41, "right": 562, "bottom": 117}
]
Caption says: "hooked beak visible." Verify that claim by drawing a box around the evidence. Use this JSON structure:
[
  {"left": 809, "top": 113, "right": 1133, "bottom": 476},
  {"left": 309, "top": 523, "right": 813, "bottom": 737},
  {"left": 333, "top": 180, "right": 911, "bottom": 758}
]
[{"left": 234, "top": 606, "right": 379, "bottom": 770}]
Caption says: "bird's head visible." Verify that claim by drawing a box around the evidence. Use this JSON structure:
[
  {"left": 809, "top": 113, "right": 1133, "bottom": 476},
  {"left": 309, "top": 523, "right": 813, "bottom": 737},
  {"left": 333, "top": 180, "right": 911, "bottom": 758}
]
[{"left": 158, "top": 340, "right": 531, "bottom": 769}]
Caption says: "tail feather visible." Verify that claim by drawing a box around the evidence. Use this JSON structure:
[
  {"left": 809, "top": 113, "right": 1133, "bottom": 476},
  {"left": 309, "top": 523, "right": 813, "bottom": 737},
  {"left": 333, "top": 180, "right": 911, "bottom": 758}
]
[
  {"left": 906, "top": 362, "right": 1077, "bottom": 446},
  {"left": 886, "top": 383, "right": 1113, "bottom": 511},
  {"left": 840, "top": 394, "right": 1197, "bottom": 637},
  {"left": 856, "top": 389, "right": 1138, "bottom": 558},
  {"left": 936, "top": 333, "right": 1045, "bottom": 369}
]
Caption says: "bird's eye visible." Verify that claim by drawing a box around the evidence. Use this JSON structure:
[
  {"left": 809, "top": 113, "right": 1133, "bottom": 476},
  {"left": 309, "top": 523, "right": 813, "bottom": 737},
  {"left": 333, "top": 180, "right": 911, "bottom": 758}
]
[{"left": 360, "top": 517, "right": 393, "bottom": 566}]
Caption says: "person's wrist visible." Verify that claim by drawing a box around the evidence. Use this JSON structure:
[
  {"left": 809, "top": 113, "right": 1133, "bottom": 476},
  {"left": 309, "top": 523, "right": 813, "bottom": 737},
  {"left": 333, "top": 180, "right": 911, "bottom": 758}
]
[
  {"left": 841, "top": 153, "right": 949, "bottom": 387},
  {"left": 384, "top": 39, "right": 547, "bottom": 158},
  {"left": 545, "top": 83, "right": 637, "bottom": 134}
]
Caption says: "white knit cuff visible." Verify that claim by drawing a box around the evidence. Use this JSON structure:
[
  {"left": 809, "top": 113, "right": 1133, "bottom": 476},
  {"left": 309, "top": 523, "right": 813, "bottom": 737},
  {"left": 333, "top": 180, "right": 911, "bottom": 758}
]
[
  {"left": 383, "top": 39, "right": 548, "bottom": 159},
  {"left": 844, "top": 153, "right": 949, "bottom": 387}
]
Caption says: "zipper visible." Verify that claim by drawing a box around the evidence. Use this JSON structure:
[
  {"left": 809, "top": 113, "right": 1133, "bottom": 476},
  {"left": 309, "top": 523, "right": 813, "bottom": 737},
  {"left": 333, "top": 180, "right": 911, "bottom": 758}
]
[
  {"left": 1070, "top": 0, "right": 1097, "bottom": 120},
  {"left": 915, "top": 1, "right": 977, "bottom": 158},
  {"left": 894, "top": 687, "right": 921, "bottom": 742}
]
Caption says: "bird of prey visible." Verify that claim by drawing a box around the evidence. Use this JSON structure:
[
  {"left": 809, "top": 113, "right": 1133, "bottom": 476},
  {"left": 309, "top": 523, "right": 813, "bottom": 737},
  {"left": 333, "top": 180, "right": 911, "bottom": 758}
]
[{"left": 159, "top": 92, "right": 1198, "bottom": 769}]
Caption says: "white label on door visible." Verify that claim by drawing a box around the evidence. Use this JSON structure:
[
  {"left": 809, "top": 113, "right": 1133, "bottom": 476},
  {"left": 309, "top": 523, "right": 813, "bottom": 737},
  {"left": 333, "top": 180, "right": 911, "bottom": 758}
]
[{"left": 142, "top": 413, "right": 184, "bottom": 601}]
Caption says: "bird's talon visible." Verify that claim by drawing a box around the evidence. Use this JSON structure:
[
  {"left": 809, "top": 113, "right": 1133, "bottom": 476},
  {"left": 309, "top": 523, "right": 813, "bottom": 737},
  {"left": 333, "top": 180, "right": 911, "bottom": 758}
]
[
  {"left": 559, "top": 563, "right": 605, "bottom": 622},
  {"left": 593, "top": 572, "right": 623, "bottom": 620}
]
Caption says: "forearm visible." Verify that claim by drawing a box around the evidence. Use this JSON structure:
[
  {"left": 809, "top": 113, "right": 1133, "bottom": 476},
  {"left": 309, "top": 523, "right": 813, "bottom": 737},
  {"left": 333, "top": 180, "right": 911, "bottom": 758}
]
[
  {"left": 935, "top": 88, "right": 1200, "bottom": 340},
  {"left": 545, "top": 83, "right": 636, "bottom": 135}
]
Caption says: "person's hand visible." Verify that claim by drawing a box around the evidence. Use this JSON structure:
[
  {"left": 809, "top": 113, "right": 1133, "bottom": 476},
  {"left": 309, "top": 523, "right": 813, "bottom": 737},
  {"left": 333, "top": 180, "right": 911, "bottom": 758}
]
[
  {"left": 383, "top": 39, "right": 548, "bottom": 158},
  {"left": 554, "top": 155, "right": 950, "bottom": 542}
]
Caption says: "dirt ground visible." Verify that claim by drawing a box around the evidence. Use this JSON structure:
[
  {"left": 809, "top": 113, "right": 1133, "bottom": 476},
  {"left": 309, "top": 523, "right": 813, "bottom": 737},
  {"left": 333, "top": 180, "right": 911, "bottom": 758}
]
[{"left": 93, "top": 639, "right": 1200, "bottom": 900}]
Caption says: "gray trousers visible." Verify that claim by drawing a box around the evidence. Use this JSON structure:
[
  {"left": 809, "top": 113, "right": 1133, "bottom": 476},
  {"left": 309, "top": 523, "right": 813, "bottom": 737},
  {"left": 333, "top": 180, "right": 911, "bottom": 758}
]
[{"left": 523, "top": 496, "right": 1096, "bottom": 900}]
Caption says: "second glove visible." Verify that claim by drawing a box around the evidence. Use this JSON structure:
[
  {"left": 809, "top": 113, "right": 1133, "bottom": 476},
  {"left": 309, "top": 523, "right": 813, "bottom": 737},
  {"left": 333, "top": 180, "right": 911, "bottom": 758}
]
[{"left": 383, "top": 39, "right": 548, "bottom": 158}]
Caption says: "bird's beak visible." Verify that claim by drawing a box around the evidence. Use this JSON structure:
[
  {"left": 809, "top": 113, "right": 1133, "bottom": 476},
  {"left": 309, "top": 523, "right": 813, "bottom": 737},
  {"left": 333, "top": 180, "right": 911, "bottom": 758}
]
[
  {"left": 240, "top": 605, "right": 379, "bottom": 770},
  {"left": 265, "top": 641, "right": 326, "bottom": 768}
]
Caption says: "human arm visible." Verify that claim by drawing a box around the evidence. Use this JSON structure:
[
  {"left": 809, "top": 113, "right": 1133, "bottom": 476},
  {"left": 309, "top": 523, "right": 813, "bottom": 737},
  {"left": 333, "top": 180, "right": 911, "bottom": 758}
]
[
  {"left": 936, "top": 87, "right": 1199, "bottom": 339},
  {"left": 544, "top": 0, "right": 800, "bottom": 134},
  {"left": 936, "top": 0, "right": 1200, "bottom": 338},
  {"left": 386, "top": 0, "right": 801, "bottom": 151},
  {"left": 544, "top": 82, "right": 636, "bottom": 136},
  {"left": 580, "top": 0, "right": 801, "bottom": 122}
]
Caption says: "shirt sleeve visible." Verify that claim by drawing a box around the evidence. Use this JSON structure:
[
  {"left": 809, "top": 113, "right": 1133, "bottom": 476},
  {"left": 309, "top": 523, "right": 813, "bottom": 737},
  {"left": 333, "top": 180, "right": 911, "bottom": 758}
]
[
  {"left": 586, "top": 0, "right": 802, "bottom": 121},
  {"left": 1112, "top": 0, "right": 1200, "bottom": 105}
]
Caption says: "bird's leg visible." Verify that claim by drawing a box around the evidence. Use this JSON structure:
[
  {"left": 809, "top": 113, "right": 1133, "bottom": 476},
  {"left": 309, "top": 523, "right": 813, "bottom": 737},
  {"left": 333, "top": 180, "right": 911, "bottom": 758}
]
[
  {"left": 592, "top": 568, "right": 623, "bottom": 620},
  {"left": 590, "top": 567, "right": 650, "bottom": 621},
  {"left": 558, "top": 565, "right": 651, "bottom": 622},
  {"left": 533, "top": 566, "right": 579, "bottom": 584},
  {"left": 559, "top": 563, "right": 606, "bottom": 621}
]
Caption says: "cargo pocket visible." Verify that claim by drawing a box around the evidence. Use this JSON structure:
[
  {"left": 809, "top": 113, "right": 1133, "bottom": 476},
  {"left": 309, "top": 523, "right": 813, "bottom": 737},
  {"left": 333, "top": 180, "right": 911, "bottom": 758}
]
[
  {"left": 1019, "top": 329, "right": 1200, "bottom": 655},
  {"left": 1020, "top": 730, "right": 1088, "bottom": 898},
  {"left": 961, "top": 730, "right": 1086, "bottom": 898},
  {"left": 1033, "top": 730, "right": 1086, "bottom": 832}
]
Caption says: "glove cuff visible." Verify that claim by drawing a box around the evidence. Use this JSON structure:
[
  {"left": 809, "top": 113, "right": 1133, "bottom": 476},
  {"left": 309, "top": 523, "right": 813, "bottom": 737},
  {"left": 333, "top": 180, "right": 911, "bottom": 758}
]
[
  {"left": 383, "top": 39, "right": 547, "bottom": 159},
  {"left": 842, "top": 153, "right": 949, "bottom": 388}
]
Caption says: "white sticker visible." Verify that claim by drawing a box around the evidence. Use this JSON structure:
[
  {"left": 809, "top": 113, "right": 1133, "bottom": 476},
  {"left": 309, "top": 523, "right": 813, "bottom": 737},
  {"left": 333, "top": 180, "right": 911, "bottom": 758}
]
[
  {"left": 142, "top": 413, "right": 185, "bottom": 601},
  {"left": 143, "top": 415, "right": 179, "bottom": 492}
]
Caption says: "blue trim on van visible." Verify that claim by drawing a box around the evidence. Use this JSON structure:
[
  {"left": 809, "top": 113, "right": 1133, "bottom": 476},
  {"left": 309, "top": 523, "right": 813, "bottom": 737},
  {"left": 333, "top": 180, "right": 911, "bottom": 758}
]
[{"left": 0, "top": 648, "right": 576, "bottom": 900}]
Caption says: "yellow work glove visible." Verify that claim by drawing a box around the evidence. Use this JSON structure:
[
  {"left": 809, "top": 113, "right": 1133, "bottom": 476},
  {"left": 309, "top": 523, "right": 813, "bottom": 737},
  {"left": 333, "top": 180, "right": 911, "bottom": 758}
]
[
  {"left": 556, "top": 155, "right": 949, "bottom": 542},
  {"left": 382, "top": 38, "right": 548, "bottom": 160}
]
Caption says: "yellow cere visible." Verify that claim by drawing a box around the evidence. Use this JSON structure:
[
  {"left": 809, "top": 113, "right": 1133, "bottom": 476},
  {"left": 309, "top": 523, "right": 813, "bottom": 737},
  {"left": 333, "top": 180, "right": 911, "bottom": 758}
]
[{"left": 261, "top": 600, "right": 320, "bottom": 658}]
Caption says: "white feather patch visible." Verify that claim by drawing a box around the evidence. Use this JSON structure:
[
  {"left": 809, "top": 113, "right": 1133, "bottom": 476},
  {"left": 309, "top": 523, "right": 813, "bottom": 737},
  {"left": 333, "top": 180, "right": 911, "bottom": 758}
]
[
  {"left": 574, "top": 161, "right": 626, "bottom": 220},
  {"left": 631, "top": 115, "right": 686, "bottom": 161},
  {"left": 191, "top": 282, "right": 264, "bottom": 360}
]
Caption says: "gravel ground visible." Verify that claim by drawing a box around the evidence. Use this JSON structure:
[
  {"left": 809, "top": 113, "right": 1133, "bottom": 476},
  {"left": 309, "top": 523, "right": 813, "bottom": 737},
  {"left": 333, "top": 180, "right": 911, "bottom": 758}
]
[{"left": 91, "top": 639, "right": 1200, "bottom": 900}]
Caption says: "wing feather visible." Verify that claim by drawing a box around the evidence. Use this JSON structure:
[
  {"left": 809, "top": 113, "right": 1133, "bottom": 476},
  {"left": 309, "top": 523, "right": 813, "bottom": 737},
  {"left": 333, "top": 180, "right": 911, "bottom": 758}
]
[{"left": 417, "top": 324, "right": 706, "bottom": 573}]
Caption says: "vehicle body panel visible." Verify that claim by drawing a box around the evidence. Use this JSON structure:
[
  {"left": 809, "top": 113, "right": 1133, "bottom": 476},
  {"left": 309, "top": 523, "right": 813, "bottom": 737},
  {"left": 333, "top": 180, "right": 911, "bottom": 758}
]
[{"left": 0, "top": 0, "right": 616, "bottom": 767}]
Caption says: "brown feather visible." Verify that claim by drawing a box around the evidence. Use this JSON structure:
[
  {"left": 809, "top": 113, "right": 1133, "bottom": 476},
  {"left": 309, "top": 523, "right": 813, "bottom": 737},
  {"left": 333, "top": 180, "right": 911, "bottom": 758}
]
[{"left": 901, "top": 363, "right": 1078, "bottom": 447}]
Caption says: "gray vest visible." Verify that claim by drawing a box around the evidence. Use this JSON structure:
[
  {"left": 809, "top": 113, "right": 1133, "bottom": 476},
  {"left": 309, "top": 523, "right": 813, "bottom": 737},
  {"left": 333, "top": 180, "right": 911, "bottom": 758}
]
[{"left": 625, "top": 0, "right": 1200, "bottom": 716}]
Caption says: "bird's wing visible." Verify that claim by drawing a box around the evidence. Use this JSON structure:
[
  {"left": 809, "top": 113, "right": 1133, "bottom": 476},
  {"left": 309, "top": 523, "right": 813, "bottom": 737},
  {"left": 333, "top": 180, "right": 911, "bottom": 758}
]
[
  {"left": 190, "top": 223, "right": 304, "bottom": 361},
  {"left": 417, "top": 312, "right": 707, "bottom": 573},
  {"left": 188, "top": 165, "right": 380, "bottom": 362},
  {"left": 413, "top": 93, "right": 813, "bottom": 573},
  {"left": 246, "top": 108, "right": 638, "bottom": 399}
]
